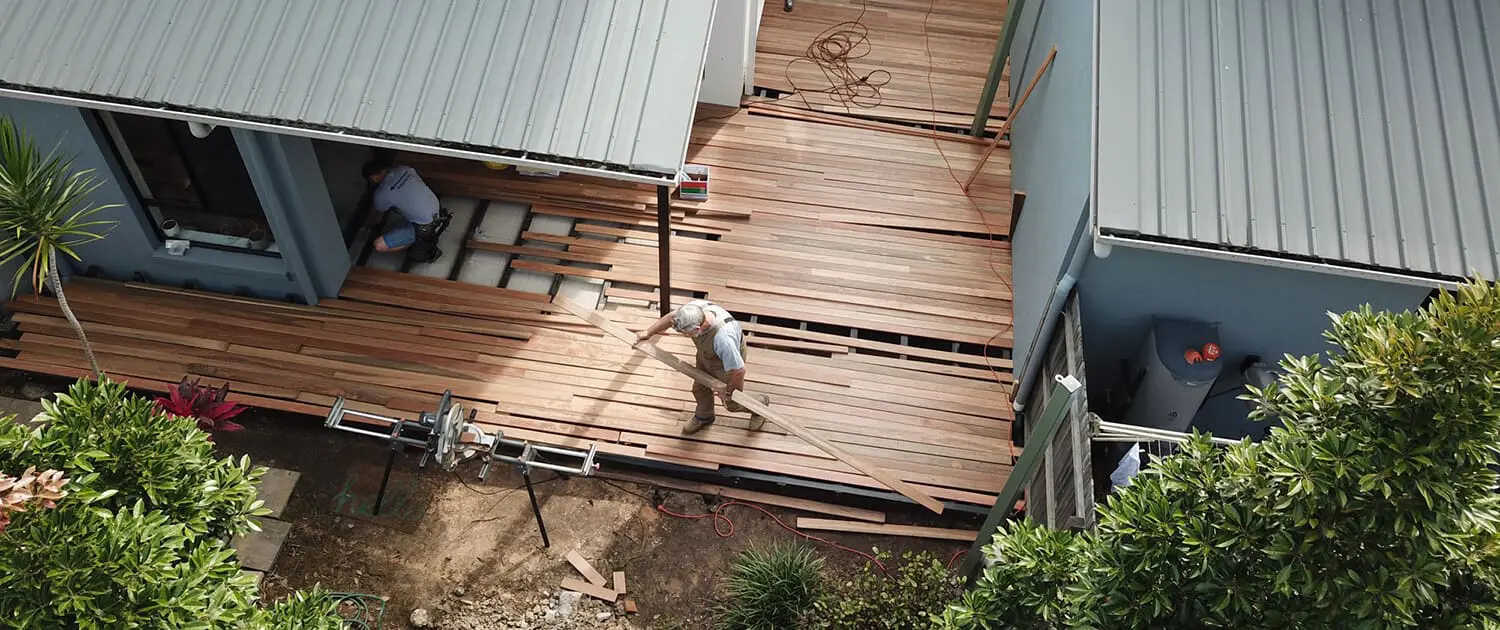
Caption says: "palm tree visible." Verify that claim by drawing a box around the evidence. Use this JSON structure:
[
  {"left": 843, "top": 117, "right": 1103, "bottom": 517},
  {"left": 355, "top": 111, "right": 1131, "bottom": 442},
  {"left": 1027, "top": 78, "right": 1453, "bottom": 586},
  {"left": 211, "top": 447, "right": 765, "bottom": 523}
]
[{"left": 0, "top": 116, "right": 118, "bottom": 379}]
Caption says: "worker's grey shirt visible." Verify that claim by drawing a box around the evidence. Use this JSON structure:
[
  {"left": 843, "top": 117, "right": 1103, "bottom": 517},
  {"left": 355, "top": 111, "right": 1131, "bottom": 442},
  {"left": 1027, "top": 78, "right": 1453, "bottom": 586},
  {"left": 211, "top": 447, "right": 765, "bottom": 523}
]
[
  {"left": 372, "top": 165, "right": 439, "bottom": 224},
  {"left": 687, "top": 300, "right": 745, "bottom": 371}
]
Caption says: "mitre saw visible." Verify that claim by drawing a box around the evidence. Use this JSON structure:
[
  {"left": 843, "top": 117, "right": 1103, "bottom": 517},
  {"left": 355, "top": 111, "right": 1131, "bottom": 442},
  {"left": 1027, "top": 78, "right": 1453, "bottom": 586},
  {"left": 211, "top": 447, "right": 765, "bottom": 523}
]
[{"left": 323, "top": 390, "right": 599, "bottom": 548}]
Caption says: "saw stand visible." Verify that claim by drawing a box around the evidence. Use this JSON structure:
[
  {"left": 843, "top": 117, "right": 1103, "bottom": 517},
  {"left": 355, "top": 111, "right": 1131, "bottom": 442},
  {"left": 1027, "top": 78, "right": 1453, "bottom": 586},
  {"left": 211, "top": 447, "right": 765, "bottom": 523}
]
[{"left": 323, "top": 391, "right": 599, "bottom": 548}]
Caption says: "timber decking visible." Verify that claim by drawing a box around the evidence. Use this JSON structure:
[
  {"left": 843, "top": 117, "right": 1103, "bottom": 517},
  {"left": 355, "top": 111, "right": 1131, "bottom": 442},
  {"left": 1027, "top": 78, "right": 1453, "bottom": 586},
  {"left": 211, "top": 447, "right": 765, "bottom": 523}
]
[
  {"left": 3, "top": 111, "right": 1015, "bottom": 511},
  {"left": 754, "top": 0, "right": 1010, "bottom": 129}
]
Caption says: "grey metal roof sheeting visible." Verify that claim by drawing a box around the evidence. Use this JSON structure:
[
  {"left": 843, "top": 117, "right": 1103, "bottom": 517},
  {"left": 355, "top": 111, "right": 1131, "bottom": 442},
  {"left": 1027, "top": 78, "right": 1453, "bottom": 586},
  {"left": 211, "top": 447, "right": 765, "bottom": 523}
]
[
  {"left": 0, "top": 0, "right": 714, "bottom": 178},
  {"left": 1095, "top": 0, "right": 1500, "bottom": 281}
]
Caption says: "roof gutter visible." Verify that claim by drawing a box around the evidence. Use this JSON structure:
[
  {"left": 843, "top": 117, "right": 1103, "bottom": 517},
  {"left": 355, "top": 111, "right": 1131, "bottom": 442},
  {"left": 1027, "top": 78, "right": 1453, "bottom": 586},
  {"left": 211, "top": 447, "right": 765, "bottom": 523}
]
[
  {"left": 0, "top": 88, "right": 678, "bottom": 187},
  {"left": 1094, "top": 232, "right": 1463, "bottom": 290}
]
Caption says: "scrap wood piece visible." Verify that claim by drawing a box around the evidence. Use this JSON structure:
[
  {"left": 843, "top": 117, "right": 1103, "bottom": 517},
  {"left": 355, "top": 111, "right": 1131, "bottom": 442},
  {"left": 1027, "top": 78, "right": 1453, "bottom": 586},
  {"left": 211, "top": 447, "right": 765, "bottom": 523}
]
[
  {"left": 552, "top": 296, "right": 945, "bottom": 515},
  {"left": 623, "top": 599, "right": 638, "bottom": 614},
  {"left": 565, "top": 550, "right": 608, "bottom": 587},
  {"left": 613, "top": 571, "right": 627, "bottom": 595},
  {"left": 599, "top": 470, "right": 887, "bottom": 523},
  {"left": 963, "top": 45, "right": 1058, "bottom": 191},
  {"left": 560, "top": 577, "right": 619, "bottom": 603},
  {"left": 794, "top": 517, "right": 979, "bottom": 542}
]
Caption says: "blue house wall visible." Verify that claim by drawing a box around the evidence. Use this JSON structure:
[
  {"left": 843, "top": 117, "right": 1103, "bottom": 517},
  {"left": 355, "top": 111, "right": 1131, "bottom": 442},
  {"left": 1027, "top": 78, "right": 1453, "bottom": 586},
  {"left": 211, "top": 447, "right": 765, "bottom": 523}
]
[
  {"left": 0, "top": 98, "right": 348, "bottom": 303},
  {"left": 1076, "top": 245, "right": 1432, "bottom": 438},
  {"left": 1005, "top": 0, "right": 1096, "bottom": 381}
]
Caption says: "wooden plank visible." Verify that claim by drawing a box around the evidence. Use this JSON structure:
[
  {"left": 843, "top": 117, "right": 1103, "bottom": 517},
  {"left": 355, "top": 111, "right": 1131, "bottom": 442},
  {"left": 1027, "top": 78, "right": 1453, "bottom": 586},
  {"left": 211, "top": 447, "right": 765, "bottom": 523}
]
[
  {"left": 598, "top": 470, "right": 886, "bottom": 523},
  {"left": 552, "top": 296, "right": 945, "bottom": 514},
  {"left": 793, "top": 518, "right": 979, "bottom": 542},
  {"left": 612, "top": 571, "right": 627, "bottom": 595},
  {"left": 965, "top": 46, "right": 1057, "bottom": 190},
  {"left": 560, "top": 577, "right": 618, "bottom": 603},
  {"left": 565, "top": 550, "right": 609, "bottom": 587}
]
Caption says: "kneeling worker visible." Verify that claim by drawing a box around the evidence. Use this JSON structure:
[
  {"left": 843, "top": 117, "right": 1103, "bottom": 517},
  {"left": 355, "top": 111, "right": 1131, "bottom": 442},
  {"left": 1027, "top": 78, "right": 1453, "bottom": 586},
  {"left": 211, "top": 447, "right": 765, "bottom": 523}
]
[
  {"left": 362, "top": 161, "right": 450, "bottom": 263},
  {"left": 636, "top": 300, "right": 770, "bottom": 434}
]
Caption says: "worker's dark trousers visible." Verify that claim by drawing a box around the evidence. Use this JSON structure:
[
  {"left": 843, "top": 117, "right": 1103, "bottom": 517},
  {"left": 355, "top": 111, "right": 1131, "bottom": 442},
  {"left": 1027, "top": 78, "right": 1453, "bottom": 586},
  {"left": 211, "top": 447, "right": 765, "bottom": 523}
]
[
  {"left": 408, "top": 222, "right": 438, "bottom": 258},
  {"left": 690, "top": 331, "right": 768, "bottom": 421}
]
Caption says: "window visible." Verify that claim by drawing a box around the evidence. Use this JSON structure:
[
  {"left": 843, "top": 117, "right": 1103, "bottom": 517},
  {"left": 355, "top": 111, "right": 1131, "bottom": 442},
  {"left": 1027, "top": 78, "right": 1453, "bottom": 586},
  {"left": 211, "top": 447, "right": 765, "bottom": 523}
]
[{"left": 96, "top": 111, "right": 278, "bottom": 255}]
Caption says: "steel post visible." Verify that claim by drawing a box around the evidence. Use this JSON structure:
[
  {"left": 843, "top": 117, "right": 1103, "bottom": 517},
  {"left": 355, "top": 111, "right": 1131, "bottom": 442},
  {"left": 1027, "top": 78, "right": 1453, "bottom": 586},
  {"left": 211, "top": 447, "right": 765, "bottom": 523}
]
[
  {"left": 656, "top": 185, "right": 672, "bottom": 316},
  {"left": 970, "top": 0, "right": 1027, "bottom": 137},
  {"left": 958, "top": 374, "right": 1080, "bottom": 583}
]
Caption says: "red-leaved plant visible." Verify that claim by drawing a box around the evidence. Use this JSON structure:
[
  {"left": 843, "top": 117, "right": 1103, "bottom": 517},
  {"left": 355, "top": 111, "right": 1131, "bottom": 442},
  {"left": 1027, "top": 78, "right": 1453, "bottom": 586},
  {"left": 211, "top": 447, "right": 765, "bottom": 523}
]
[{"left": 154, "top": 377, "right": 247, "bottom": 435}]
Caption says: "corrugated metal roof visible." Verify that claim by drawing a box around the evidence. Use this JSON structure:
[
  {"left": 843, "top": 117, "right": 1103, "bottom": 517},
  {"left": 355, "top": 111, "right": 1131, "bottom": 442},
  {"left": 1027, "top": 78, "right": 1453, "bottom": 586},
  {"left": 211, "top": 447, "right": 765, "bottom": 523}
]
[
  {"left": 0, "top": 0, "right": 714, "bottom": 179},
  {"left": 1094, "top": 0, "right": 1500, "bottom": 281}
]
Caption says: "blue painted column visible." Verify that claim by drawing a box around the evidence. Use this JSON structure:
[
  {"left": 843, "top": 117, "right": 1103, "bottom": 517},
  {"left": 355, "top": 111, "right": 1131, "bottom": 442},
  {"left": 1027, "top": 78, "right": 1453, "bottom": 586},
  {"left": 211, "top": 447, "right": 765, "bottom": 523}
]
[{"left": 233, "top": 129, "right": 351, "bottom": 303}]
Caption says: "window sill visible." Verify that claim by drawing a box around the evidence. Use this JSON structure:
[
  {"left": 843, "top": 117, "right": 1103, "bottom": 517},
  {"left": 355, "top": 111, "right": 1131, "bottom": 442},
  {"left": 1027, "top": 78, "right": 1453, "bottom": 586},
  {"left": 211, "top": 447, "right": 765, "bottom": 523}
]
[{"left": 150, "top": 245, "right": 290, "bottom": 277}]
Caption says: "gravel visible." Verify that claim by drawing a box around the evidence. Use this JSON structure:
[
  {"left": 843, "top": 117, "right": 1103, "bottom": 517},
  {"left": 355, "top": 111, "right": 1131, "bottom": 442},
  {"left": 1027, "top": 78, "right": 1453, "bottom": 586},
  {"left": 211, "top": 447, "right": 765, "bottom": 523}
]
[{"left": 434, "top": 588, "right": 639, "bottom": 630}]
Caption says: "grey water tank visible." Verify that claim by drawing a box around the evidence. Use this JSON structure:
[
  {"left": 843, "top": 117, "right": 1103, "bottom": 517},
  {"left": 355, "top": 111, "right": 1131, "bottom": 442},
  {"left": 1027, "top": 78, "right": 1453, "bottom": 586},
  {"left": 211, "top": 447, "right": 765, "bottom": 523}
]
[{"left": 1124, "top": 317, "right": 1223, "bottom": 432}]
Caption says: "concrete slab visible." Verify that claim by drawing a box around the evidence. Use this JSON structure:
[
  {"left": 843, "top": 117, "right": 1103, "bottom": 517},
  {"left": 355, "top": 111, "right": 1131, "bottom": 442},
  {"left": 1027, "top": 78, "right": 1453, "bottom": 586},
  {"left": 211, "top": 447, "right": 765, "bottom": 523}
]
[
  {"left": 557, "top": 277, "right": 604, "bottom": 309},
  {"left": 457, "top": 200, "right": 529, "bottom": 288},
  {"left": 472, "top": 200, "right": 529, "bottom": 245},
  {"left": 0, "top": 397, "right": 43, "bottom": 426},
  {"left": 504, "top": 269, "right": 557, "bottom": 295},
  {"left": 528, "top": 213, "right": 575, "bottom": 236},
  {"left": 365, "top": 248, "right": 405, "bottom": 271},
  {"left": 255, "top": 468, "right": 300, "bottom": 519},
  {"left": 231, "top": 518, "right": 292, "bottom": 572},
  {"left": 455, "top": 250, "right": 510, "bottom": 288},
  {"left": 245, "top": 569, "right": 265, "bottom": 594}
]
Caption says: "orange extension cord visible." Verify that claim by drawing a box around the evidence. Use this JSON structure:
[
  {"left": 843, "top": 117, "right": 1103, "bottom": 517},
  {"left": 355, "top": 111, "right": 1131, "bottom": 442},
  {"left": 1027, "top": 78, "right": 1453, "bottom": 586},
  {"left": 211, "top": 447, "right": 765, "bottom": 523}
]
[{"left": 920, "top": 0, "right": 1020, "bottom": 466}]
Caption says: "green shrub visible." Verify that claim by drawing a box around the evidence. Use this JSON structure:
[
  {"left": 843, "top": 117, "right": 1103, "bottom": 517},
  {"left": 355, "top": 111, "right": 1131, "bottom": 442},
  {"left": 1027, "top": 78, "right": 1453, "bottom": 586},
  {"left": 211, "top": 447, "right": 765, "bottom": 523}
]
[
  {"left": 0, "top": 378, "right": 343, "bottom": 628},
  {"left": 938, "top": 521, "right": 1083, "bottom": 629},
  {"left": 259, "top": 587, "right": 346, "bottom": 630},
  {"left": 940, "top": 280, "right": 1500, "bottom": 628},
  {"left": 717, "top": 543, "right": 825, "bottom": 630},
  {"left": 810, "top": 550, "right": 959, "bottom": 630}
]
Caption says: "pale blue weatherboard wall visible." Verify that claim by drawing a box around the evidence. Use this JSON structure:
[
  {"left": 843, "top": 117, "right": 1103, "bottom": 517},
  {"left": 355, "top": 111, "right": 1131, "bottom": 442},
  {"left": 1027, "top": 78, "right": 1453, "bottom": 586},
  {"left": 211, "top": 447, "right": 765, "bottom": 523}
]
[
  {"left": 1077, "top": 245, "right": 1431, "bottom": 438},
  {"left": 1004, "top": 0, "right": 1096, "bottom": 376},
  {"left": 0, "top": 97, "right": 347, "bottom": 302}
]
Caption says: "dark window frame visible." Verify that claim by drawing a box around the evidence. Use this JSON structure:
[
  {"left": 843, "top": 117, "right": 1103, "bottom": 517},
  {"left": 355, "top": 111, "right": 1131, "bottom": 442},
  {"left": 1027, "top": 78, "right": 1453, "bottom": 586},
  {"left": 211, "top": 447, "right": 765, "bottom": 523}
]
[{"left": 90, "top": 110, "right": 281, "bottom": 259}]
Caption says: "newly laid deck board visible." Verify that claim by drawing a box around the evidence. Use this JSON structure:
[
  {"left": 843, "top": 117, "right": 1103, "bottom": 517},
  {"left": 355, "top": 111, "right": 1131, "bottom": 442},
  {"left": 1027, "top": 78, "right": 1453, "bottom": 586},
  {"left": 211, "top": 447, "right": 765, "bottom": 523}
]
[
  {"left": 752, "top": 0, "right": 1010, "bottom": 121},
  {"left": 10, "top": 110, "right": 1016, "bottom": 514},
  {"left": 7, "top": 279, "right": 1013, "bottom": 508}
]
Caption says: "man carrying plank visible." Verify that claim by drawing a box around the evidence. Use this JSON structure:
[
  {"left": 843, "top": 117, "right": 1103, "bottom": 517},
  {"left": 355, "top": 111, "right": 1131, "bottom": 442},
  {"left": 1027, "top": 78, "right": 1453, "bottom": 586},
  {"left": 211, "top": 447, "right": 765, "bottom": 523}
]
[
  {"left": 554, "top": 296, "right": 944, "bottom": 513},
  {"left": 636, "top": 300, "right": 770, "bottom": 435}
]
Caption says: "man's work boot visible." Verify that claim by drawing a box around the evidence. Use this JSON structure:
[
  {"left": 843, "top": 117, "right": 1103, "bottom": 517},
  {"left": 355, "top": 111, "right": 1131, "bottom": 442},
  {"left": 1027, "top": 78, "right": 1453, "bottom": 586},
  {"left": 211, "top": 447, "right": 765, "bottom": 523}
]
[
  {"left": 418, "top": 246, "right": 443, "bottom": 264},
  {"left": 682, "top": 415, "right": 715, "bottom": 435},
  {"left": 746, "top": 394, "right": 770, "bottom": 432}
]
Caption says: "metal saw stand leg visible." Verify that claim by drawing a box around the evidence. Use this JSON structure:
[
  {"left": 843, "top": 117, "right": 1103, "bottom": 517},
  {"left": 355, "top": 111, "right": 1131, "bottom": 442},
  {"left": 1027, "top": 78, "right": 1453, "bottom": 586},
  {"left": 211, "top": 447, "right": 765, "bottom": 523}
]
[
  {"left": 522, "top": 467, "right": 550, "bottom": 548},
  {"left": 373, "top": 422, "right": 401, "bottom": 515}
]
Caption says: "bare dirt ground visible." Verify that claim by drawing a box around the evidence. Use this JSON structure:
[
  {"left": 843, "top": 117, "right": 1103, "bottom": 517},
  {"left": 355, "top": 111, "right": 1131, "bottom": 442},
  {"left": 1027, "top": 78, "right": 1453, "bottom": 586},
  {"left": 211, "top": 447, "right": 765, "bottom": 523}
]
[{"left": 210, "top": 408, "right": 970, "bottom": 629}]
